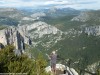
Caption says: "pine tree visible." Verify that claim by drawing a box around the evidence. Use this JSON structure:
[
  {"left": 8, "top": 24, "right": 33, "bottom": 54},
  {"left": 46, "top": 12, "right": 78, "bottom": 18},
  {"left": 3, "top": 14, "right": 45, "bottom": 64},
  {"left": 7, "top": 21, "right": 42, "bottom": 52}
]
[
  {"left": 0, "top": 45, "right": 49, "bottom": 75},
  {"left": 33, "top": 53, "right": 49, "bottom": 75}
]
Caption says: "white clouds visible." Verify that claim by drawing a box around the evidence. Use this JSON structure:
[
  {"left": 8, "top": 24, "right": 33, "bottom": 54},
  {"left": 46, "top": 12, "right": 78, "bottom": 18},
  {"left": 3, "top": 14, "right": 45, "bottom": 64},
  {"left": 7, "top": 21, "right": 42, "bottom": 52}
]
[
  {"left": 44, "top": 0, "right": 69, "bottom": 5},
  {"left": 0, "top": 0, "right": 99, "bottom": 9},
  {"left": 44, "top": 0, "right": 79, "bottom": 9},
  {"left": 0, "top": 0, "right": 41, "bottom": 7},
  {"left": 61, "top": 0, "right": 100, "bottom": 9}
]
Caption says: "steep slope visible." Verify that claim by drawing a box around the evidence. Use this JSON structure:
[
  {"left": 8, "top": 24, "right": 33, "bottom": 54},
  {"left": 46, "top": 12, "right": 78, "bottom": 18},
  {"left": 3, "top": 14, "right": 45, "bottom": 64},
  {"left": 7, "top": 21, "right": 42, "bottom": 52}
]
[
  {"left": 19, "top": 21, "right": 63, "bottom": 51},
  {"left": 71, "top": 10, "right": 100, "bottom": 24},
  {"left": 0, "top": 8, "right": 32, "bottom": 26},
  {"left": 0, "top": 8, "right": 24, "bottom": 20},
  {"left": 39, "top": 8, "right": 81, "bottom": 31}
]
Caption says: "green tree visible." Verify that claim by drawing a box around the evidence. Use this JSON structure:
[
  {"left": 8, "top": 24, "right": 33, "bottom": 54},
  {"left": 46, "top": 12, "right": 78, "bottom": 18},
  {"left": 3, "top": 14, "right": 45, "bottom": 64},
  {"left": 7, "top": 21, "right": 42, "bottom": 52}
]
[
  {"left": 33, "top": 53, "right": 49, "bottom": 75},
  {"left": 0, "top": 45, "right": 49, "bottom": 75}
]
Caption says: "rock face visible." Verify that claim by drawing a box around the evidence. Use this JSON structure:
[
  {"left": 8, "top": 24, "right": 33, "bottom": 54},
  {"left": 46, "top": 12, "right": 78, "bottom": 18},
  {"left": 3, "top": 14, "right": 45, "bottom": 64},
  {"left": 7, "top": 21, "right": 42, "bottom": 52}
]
[
  {"left": 31, "top": 12, "right": 46, "bottom": 19},
  {"left": 84, "top": 26, "right": 100, "bottom": 36},
  {"left": 0, "top": 30, "right": 7, "bottom": 45},
  {"left": 71, "top": 10, "right": 100, "bottom": 22},
  {"left": 5, "top": 28, "right": 25, "bottom": 54},
  {"left": 0, "top": 8, "right": 24, "bottom": 20},
  {"left": 0, "top": 26, "right": 31, "bottom": 54},
  {"left": 0, "top": 21, "right": 62, "bottom": 52},
  {"left": 71, "top": 11, "right": 90, "bottom": 22},
  {"left": 84, "top": 61, "right": 100, "bottom": 75},
  {"left": 25, "top": 21, "right": 62, "bottom": 38},
  {"left": 17, "top": 21, "right": 63, "bottom": 49}
]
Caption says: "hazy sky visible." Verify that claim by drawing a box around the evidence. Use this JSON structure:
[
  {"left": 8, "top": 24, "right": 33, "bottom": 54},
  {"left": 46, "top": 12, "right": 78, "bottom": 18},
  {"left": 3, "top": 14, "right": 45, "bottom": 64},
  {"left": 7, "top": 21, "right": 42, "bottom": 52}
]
[{"left": 0, "top": 0, "right": 100, "bottom": 9}]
